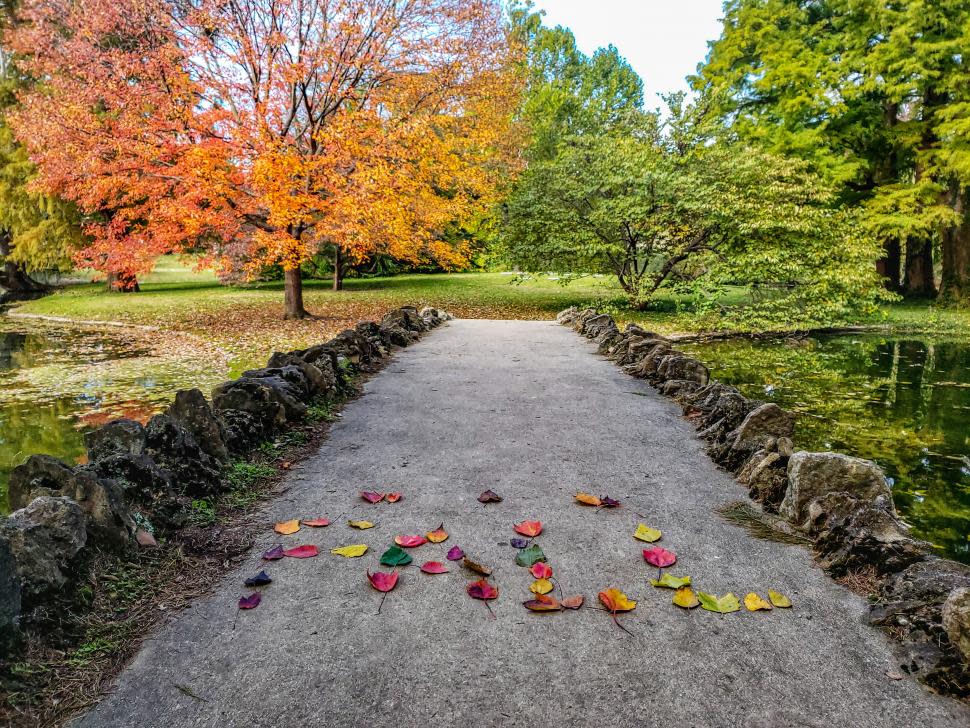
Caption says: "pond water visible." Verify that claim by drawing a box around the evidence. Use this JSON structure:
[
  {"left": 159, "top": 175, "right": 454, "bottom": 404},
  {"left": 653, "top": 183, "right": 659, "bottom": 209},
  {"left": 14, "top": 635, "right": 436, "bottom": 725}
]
[
  {"left": 681, "top": 334, "right": 970, "bottom": 564},
  {"left": 0, "top": 318, "right": 227, "bottom": 514}
]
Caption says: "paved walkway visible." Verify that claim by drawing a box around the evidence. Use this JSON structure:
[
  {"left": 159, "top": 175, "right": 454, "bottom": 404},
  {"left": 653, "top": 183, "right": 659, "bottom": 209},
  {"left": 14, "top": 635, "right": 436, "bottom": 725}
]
[{"left": 78, "top": 320, "right": 969, "bottom": 727}]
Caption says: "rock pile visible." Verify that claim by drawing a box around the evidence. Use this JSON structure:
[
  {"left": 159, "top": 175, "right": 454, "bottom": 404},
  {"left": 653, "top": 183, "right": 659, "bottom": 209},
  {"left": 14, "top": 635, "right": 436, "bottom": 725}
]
[
  {"left": 557, "top": 306, "right": 970, "bottom": 695},
  {"left": 0, "top": 305, "right": 451, "bottom": 652}
]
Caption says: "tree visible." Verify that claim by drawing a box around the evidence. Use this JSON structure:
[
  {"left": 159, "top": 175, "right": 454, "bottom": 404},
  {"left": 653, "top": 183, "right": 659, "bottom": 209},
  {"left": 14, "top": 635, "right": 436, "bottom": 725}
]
[{"left": 12, "top": 0, "right": 518, "bottom": 317}]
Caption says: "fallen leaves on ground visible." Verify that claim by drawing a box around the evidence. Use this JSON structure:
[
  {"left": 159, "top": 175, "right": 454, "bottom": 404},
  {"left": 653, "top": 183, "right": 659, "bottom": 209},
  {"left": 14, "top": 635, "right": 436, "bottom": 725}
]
[
  {"left": 598, "top": 588, "right": 637, "bottom": 613},
  {"left": 262, "top": 545, "right": 285, "bottom": 561},
  {"left": 348, "top": 520, "right": 374, "bottom": 529},
  {"left": 283, "top": 545, "right": 319, "bottom": 558},
  {"left": 244, "top": 571, "right": 272, "bottom": 587},
  {"left": 768, "top": 590, "right": 792, "bottom": 608},
  {"left": 360, "top": 491, "right": 384, "bottom": 503},
  {"left": 642, "top": 547, "right": 677, "bottom": 568},
  {"left": 599, "top": 496, "right": 620, "bottom": 508},
  {"left": 367, "top": 571, "right": 399, "bottom": 593},
  {"left": 274, "top": 519, "right": 300, "bottom": 535},
  {"left": 698, "top": 592, "right": 740, "bottom": 614},
  {"left": 478, "top": 489, "right": 503, "bottom": 503},
  {"left": 301, "top": 518, "right": 329, "bottom": 528},
  {"left": 509, "top": 538, "right": 528, "bottom": 549},
  {"left": 394, "top": 535, "right": 427, "bottom": 548},
  {"left": 386, "top": 492, "right": 402, "bottom": 503},
  {"left": 673, "top": 586, "right": 700, "bottom": 609},
  {"left": 463, "top": 557, "right": 492, "bottom": 576},
  {"left": 467, "top": 579, "right": 499, "bottom": 600},
  {"left": 380, "top": 545, "right": 412, "bottom": 567},
  {"left": 530, "top": 562, "right": 553, "bottom": 579},
  {"left": 515, "top": 544, "right": 546, "bottom": 567},
  {"left": 331, "top": 544, "right": 369, "bottom": 558},
  {"left": 633, "top": 524, "right": 662, "bottom": 543},
  {"left": 650, "top": 574, "right": 691, "bottom": 589},
  {"left": 575, "top": 492, "right": 602, "bottom": 506},
  {"left": 530, "top": 578, "right": 554, "bottom": 595},
  {"left": 426, "top": 524, "right": 448, "bottom": 543},
  {"left": 446, "top": 545, "right": 465, "bottom": 561},
  {"left": 238, "top": 593, "right": 261, "bottom": 610},
  {"left": 524, "top": 594, "right": 561, "bottom": 612},
  {"left": 420, "top": 561, "right": 449, "bottom": 574},
  {"left": 744, "top": 592, "right": 773, "bottom": 611},
  {"left": 561, "top": 595, "right": 585, "bottom": 610},
  {"left": 513, "top": 520, "right": 543, "bottom": 537}
]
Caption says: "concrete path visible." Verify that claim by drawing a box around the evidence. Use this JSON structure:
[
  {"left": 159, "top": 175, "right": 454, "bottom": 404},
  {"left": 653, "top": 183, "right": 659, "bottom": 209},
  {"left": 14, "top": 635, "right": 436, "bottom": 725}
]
[{"left": 78, "top": 320, "right": 969, "bottom": 728}]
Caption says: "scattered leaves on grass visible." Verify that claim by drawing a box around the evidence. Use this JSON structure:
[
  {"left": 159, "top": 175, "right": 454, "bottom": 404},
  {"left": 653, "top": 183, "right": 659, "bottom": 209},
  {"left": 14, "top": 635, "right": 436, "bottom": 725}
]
[
  {"left": 530, "top": 562, "right": 553, "bottom": 579},
  {"left": 513, "top": 520, "right": 543, "bottom": 537},
  {"left": 446, "top": 545, "right": 465, "bottom": 561},
  {"left": 394, "top": 535, "right": 427, "bottom": 548},
  {"left": 463, "top": 557, "right": 492, "bottom": 576},
  {"left": 348, "top": 520, "right": 374, "bottom": 529},
  {"left": 768, "top": 590, "right": 792, "bottom": 608},
  {"left": 283, "top": 545, "right": 319, "bottom": 558},
  {"left": 575, "top": 492, "right": 602, "bottom": 506},
  {"left": 633, "top": 524, "right": 662, "bottom": 543},
  {"left": 650, "top": 574, "right": 691, "bottom": 589},
  {"left": 599, "top": 496, "right": 621, "bottom": 508},
  {"left": 331, "top": 544, "right": 369, "bottom": 558},
  {"left": 274, "top": 519, "right": 300, "bottom": 535},
  {"left": 478, "top": 489, "right": 503, "bottom": 503},
  {"left": 698, "top": 592, "right": 740, "bottom": 614},
  {"left": 367, "top": 570, "right": 399, "bottom": 593},
  {"left": 509, "top": 538, "right": 529, "bottom": 549},
  {"left": 561, "top": 595, "right": 585, "bottom": 610},
  {"left": 530, "top": 578, "right": 554, "bottom": 595},
  {"left": 524, "top": 594, "right": 561, "bottom": 612},
  {"left": 386, "top": 492, "right": 402, "bottom": 503},
  {"left": 426, "top": 524, "right": 449, "bottom": 543},
  {"left": 515, "top": 544, "right": 546, "bottom": 567},
  {"left": 360, "top": 491, "right": 384, "bottom": 503},
  {"left": 467, "top": 579, "right": 499, "bottom": 600},
  {"left": 244, "top": 571, "right": 272, "bottom": 587},
  {"left": 642, "top": 547, "right": 677, "bottom": 568},
  {"left": 238, "top": 593, "right": 261, "bottom": 610},
  {"left": 301, "top": 518, "right": 330, "bottom": 528},
  {"left": 420, "top": 561, "right": 449, "bottom": 574},
  {"left": 744, "top": 593, "right": 773, "bottom": 612},
  {"left": 262, "top": 545, "right": 285, "bottom": 561},
  {"left": 673, "top": 586, "right": 700, "bottom": 609},
  {"left": 380, "top": 545, "right": 412, "bottom": 567}
]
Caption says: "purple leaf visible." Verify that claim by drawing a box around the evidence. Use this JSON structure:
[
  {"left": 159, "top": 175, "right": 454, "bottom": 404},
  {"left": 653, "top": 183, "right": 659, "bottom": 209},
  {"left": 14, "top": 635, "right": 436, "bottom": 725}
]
[
  {"left": 446, "top": 545, "right": 465, "bottom": 561},
  {"left": 244, "top": 570, "right": 272, "bottom": 587},
  {"left": 262, "top": 545, "right": 285, "bottom": 560},
  {"left": 510, "top": 538, "right": 528, "bottom": 549},
  {"left": 599, "top": 496, "right": 621, "bottom": 508},
  {"left": 238, "top": 593, "right": 261, "bottom": 610}
]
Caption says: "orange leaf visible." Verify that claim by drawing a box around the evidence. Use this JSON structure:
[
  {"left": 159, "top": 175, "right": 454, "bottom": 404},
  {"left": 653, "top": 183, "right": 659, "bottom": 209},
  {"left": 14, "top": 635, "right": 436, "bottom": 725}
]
[
  {"left": 598, "top": 588, "right": 636, "bottom": 613},
  {"left": 513, "top": 520, "right": 543, "bottom": 537},
  {"left": 575, "top": 492, "right": 602, "bottom": 507},
  {"left": 523, "top": 594, "right": 561, "bottom": 612},
  {"left": 426, "top": 524, "right": 448, "bottom": 543},
  {"left": 274, "top": 519, "right": 300, "bottom": 535}
]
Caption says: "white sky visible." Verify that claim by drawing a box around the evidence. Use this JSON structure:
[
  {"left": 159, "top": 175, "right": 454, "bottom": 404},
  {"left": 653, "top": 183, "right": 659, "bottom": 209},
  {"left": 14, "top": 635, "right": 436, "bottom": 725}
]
[{"left": 530, "top": 1, "right": 726, "bottom": 108}]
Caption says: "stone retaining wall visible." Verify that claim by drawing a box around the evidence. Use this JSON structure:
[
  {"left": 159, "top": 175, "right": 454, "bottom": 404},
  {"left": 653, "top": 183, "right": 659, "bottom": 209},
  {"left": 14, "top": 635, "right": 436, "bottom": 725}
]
[
  {"left": 0, "top": 305, "right": 451, "bottom": 653},
  {"left": 557, "top": 306, "right": 970, "bottom": 698}
]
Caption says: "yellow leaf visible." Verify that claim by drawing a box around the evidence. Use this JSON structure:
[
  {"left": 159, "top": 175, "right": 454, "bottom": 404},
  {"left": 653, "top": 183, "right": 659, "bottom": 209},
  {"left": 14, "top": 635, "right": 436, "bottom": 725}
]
[
  {"left": 348, "top": 520, "right": 374, "bottom": 529},
  {"left": 744, "top": 592, "right": 773, "bottom": 611},
  {"left": 650, "top": 573, "right": 691, "bottom": 589},
  {"left": 530, "top": 578, "right": 554, "bottom": 595},
  {"left": 426, "top": 524, "right": 449, "bottom": 543},
  {"left": 274, "top": 519, "right": 300, "bottom": 535},
  {"left": 575, "top": 492, "right": 602, "bottom": 506},
  {"left": 672, "top": 586, "right": 700, "bottom": 609},
  {"left": 634, "top": 523, "right": 662, "bottom": 543},
  {"left": 598, "top": 588, "right": 636, "bottom": 612},
  {"left": 331, "top": 544, "right": 368, "bottom": 558},
  {"left": 697, "top": 592, "right": 740, "bottom": 614},
  {"left": 768, "top": 589, "right": 792, "bottom": 608}
]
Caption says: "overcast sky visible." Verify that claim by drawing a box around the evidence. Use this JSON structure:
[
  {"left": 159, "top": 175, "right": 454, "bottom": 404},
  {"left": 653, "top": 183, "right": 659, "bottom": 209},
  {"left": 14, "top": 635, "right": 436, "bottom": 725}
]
[{"left": 530, "top": 1, "right": 726, "bottom": 108}]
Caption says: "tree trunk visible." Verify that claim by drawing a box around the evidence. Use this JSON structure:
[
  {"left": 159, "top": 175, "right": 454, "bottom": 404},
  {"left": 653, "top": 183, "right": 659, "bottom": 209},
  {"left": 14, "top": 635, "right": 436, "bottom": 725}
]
[
  {"left": 332, "top": 247, "right": 343, "bottom": 291},
  {"left": 876, "top": 239, "right": 902, "bottom": 292},
  {"left": 106, "top": 270, "right": 140, "bottom": 293},
  {"left": 940, "top": 188, "right": 970, "bottom": 305},
  {"left": 902, "top": 237, "right": 936, "bottom": 297},
  {"left": 284, "top": 267, "right": 308, "bottom": 319},
  {"left": 0, "top": 232, "right": 47, "bottom": 299}
]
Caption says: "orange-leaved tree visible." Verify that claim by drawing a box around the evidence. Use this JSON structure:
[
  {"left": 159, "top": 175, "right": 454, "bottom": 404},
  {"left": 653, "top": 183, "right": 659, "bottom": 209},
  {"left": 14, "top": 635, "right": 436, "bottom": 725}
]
[{"left": 12, "top": 0, "right": 520, "bottom": 314}]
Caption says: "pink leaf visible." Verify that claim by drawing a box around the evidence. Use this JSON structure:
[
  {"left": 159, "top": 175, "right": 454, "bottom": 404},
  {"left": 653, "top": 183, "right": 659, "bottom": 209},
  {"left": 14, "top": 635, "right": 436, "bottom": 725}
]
[
  {"left": 283, "top": 545, "right": 319, "bottom": 558},
  {"left": 367, "top": 570, "right": 399, "bottom": 593},
  {"left": 262, "top": 545, "right": 285, "bottom": 560},
  {"left": 360, "top": 491, "right": 384, "bottom": 503},
  {"left": 301, "top": 518, "right": 330, "bottom": 527},
  {"left": 530, "top": 562, "right": 553, "bottom": 579},
  {"left": 446, "top": 545, "right": 465, "bottom": 561},
  {"left": 643, "top": 546, "right": 677, "bottom": 568},
  {"left": 238, "top": 593, "right": 261, "bottom": 610},
  {"left": 420, "top": 561, "right": 449, "bottom": 574},
  {"left": 394, "top": 535, "right": 427, "bottom": 548},
  {"left": 467, "top": 579, "right": 498, "bottom": 600}
]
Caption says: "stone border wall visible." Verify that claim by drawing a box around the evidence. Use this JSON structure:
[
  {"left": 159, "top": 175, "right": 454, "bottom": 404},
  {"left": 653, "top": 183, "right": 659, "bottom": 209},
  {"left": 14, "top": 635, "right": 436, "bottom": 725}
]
[
  {"left": 0, "top": 305, "right": 452, "bottom": 652},
  {"left": 557, "top": 306, "right": 969, "bottom": 698}
]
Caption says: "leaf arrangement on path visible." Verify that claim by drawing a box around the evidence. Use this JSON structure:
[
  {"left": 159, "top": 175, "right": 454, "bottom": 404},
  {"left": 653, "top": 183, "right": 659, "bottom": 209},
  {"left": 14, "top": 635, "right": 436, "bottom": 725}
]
[
  {"left": 530, "top": 562, "right": 553, "bottom": 579},
  {"left": 332, "top": 544, "right": 369, "bottom": 558},
  {"left": 368, "top": 570, "right": 399, "bottom": 593},
  {"left": 650, "top": 574, "right": 691, "bottom": 589},
  {"left": 238, "top": 593, "right": 262, "bottom": 610},
  {"left": 467, "top": 579, "right": 498, "bottom": 600},
  {"left": 513, "top": 520, "right": 543, "bottom": 537},
  {"left": 599, "top": 497, "right": 620, "bottom": 508},
  {"left": 360, "top": 491, "right": 384, "bottom": 503},
  {"left": 530, "top": 578, "right": 554, "bottom": 595},
  {"left": 524, "top": 594, "right": 561, "bottom": 612},
  {"left": 274, "top": 519, "right": 300, "bottom": 535},
  {"left": 446, "top": 545, "right": 465, "bottom": 561},
  {"left": 386, "top": 492, "right": 403, "bottom": 503},
  {"left": 744, "top": 592, "right": 773, "bottom": 611},
  {"left": 697, "top": 592, "right": 740, "bottom": 614},
  {"left": 283, "top": 545, "right": 319, "bottom": 558},
  {"left": 348, "top": 520, "right": 374, "bottom": 529},
  {"left": 262, "top": 545, "right": 285, "bottom": 561},
  {"left": 561, "top": 595, "right": 584, "bottom": 610},
  {"left": 302, "top": 518, "right": 330, "bottom": 528},
  {"left": 478, "top": 490, "right": 502, "bottom": 504},
  {"left": 515, "top": 544, "right": 546, "bottom": 567},
  {"left": 643, "top": 547, "right": 677, "bottom": 568},
  {"left": 598, "top": 588, "right": 637, "bottom": 634},
  {"left": 420, "top": 561, "right": 449, "bottom": 574},
  {"left": 509, "top": 538, "right": 529, "bottom": 549},
  {"left": 380, "top": 545, "right": 412, "bottom": 567},
  {"left": 768, "top": 590, "right": 792, "bottom": 608},
  {"left": 244, "top": 571, "right": 272, "bottom": 587},
  {"left": 575, "top": 493, "right": 602, "bottom": 507},
  {"left": 634, "top": 524, "right": 662, "bottom": 543},
  {"left": 426, "top": 524, "right": 449, "bottom": 543},
  {"left": 394, "top": 534, "right": 427, "bottom": 548},
  {"left": 673, "top": 586, "right": 700, "bottom": 609},
  {"left": 463, "top": 557, "right": 492, "bottom": 576}
]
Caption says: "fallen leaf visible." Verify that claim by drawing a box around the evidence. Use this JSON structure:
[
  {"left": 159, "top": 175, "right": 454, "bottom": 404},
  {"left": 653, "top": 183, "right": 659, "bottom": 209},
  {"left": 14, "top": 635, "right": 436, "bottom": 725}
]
[
  {"left": 348, "top": 520, "right": 375, "bottom": 529},
  {"left": 599, "top": 496, "right": 621, "bottom": 508},
  {"left": 524, "top": 594, "right": 561, "bottom": 612},
  {"left": 530, "top": 578, "right": 554, "bottom": 595},
  {"left": 634, "top": 524, "right": 662, "bottom": 543},
  {"left": 673, "top": 586, "right": 700, "bottom": 609},
  {"left": 135, "top": 529, "right": 157, "bottom": 547},
  {"left": 513, "top": 520, "right": 543, "bottom": 537},
  {"left": 331, "top": 544, "right": 369, "bottom": 558},
  {"left": 425, "top": 524, "right": 449, "bottom": 543},
  {"left": 598, "top": 588, "right": 637, "bottom": 613},
  {"left": 515, "top": 544, "right": 546, "bottom": 567},
  {"left": 446, "top": 545, "right": 465, "bottom": 561},
  {"left": 274, "top": 519, "right": 301, "bottom": 535},
  {"left": 420, "top": 561, "right": 449, "bottom": 574},
  {"left": 561, "top": 595, "right": 585, "bottom": 610},
  {"left": 478, "top": 489, "right": 502, "bottom": 503},
  {"left": 575, "top": 492, "right": 602, "bottom": 506},
  {"left": 768, "top": 589, "right": 792, "bottom": 608},
  {"left": 467, "top": 579, "right": 499, "bottom": 600},
  {"left": 367, "top": 570, "right": 399, "bottom": 593},
  {"left": 360, "top": 491, "right": 384, "bottom": 503},
  {"left": 650, "top": 573, "right": 691, "bottom": 589},
  {"left": 530, "top": 562, "right": 553, "bottom": 579},
  {"left": 698, "top": 592, "right": 740, "bottom": 614},
  {"left": 509, "top": 538, "right": 529, "bottom": 549},
  {"left": 744, "top": 592, "right": 773, "bottom": 611},
  {"left": 394, "top": 535, "right": 427, "bottom": 548},
  {"left": 380, "top": 545, "right": 412, "bottom": 567},
  {"left": 238, "top": 593, "right": 261, "bottom": 610},
  {"left": 642, "top": 547, "right": 677, "bottom": 568},
  {"left": 301, "top": 518, "right": 330, "bottom": 527},
  {"left": 262, "top": 545, "right": 285, "bottom": 560},
  {"left": 244, "top": 570, "right": 272, "bottom": 587},
  {"left": 283, "top": 545, "right": 319, "bottom": 558},
  {"left": 463, "top": 557, "right": 492, "bottom": 576},
  {"left": 386, "top": 492, "right": 402, "bottom": 503}
]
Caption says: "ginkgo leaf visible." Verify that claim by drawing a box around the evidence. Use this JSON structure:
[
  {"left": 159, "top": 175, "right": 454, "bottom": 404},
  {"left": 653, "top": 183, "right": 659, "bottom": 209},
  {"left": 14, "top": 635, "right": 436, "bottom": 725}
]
[
  {"left": 283, "top": 545, "right": 319, "bottom": 558},
  {"left": 598, "top": 588, "right": 636, "bottom": 613},
  {"left": 386, "top": 492, "right": 402, "bottom": 503},
  {"left": 642, "top": 547, "right": 677, "bottom": 568},
  {"left": 467, "top": 579, "right": 498, "bottom": 600},
  {"left": 348, "top": 520, "right": 375, "bottom": 529},
  {"left": 380, "top": 545, "right": 412, "bottom": 567},
  {"left": 238, "top": 593, "right": 261, "bottom": 610},
  {"left": 463, "top": 557, "right": 492, "bottom": 576},
  {"left": 394, "top": 534, "right": 427, "bottom": 548},
  {"left": 530, "top": 562, "right": 553, "bottom": 580},
  {"left": 561, "top": 595, "right": 585, "bottom": 610},
  {"left": 575, "top": 492, "right": 602, "bottom": 506},
  {"left": 633, "top": 524, "right": 662, "bottom": 543},
  {"left": 367, "top": 570, "right": 399, "bottom": 593},
  {"left": 446, "top": 545, "right": 465, "bottom": 561},
  {"left": 768, "top": 590, "right": 792, "bottom": 608},
  {"left": 698, "top": 592, "right": 740, "bottom": 614},
  {"left": 244, "top": 570, "right": 272, "bottom": 587},
  {"left": 331, "top": 544, "right": 369, "bottom": 558},
  {"left": 673, "top": 586, "right": 700, "bottom": 609},
  {"left": 524, "top": 594, "right": 561, "bottom": 612},
  {"left": 420, "top": 561, "right": 449, "bottom": 574},
  {"left": 262, "top": 545, "right": 285, "bottom": 561},
  {"left": 360, "top": 491, "right": 384, "bottom": 503},
  {"left": 478, "top": 489, "right": 502, "bottom": 503},
  {"left": 426, "top": 524, "right": 449, "bottom": 543},
  {"left": 301, "top": 518, "right": 329, "bottom": 528},
  {"left": 650, "top": 573, "right": 691, "bottom": 589},
  {"left": 274, "top": 519, "right": 300, "bottom": 535},
  {"left": 515, "top": 544, "right": 546, "bottom": 567},
  {"left": 513, "top": 520, "right": 543, "bottom": 537},
  {"left": 744, "top": 592, "right": 773, "bottom": 611},
  {"left": 530, "top": 578, "right": 554, "bottom": 595}
]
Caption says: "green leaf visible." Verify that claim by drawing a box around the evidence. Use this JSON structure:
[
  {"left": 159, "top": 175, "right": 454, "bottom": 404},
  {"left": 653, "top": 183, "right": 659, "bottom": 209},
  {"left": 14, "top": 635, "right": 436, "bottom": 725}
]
[
  {"left": 380, "top": 545, "right": 412, "bottom": 567},
  {"left": 515, "top": 544, "right": 546, "bottom": 567},
  {"left": 697, "top": 592, "right": 740, "bottom": 614},
  {"left": 650, "top": 573, "right": 691, "bottom": 589}
]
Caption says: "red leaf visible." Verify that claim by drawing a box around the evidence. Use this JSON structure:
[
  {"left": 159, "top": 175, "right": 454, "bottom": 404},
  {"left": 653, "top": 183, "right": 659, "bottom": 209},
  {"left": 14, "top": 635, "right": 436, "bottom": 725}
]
[
  {"left": 301, "top": 518, "right": 330, "bottom": 527},
  {"left": 238, "top": 593, "right": 261, "bottom": 610},
  {"left": 367, "top": 570, "right": 399, "bottom": 593},
  {"left": 513, "top": 520, "right": 543, "bottom": 537},
  {"left": 386, "top": 492, "right": 403, "bottom": 503},
  {"left": 523, "top": 594, "right": 561, "bottom": 612},
  {"left": 642, "top": 547, "right": 677, "bottom": 568},
  {"left": 446, "top": 545, "right": 465, "bottom": 561},
  {"left": 477, "top": 489, "right": 503, "bottom": 503},
  {"left": 467, "top": 579, "right": 499, "bottom": 600},
  {"left": 283, "top": 545, "right": 319, "bottom": 558},
  {"left": 420, "top": 561, "right": 449, "bottom": 574},
  {"left": 394, "top": 535, "right": 427, "bottom": 548},
  {"left": 361, "top": 491, "right": 384, "bottom": 503},
  {"left": 530, "top": 562, "right": 553, "bottom": 579}
]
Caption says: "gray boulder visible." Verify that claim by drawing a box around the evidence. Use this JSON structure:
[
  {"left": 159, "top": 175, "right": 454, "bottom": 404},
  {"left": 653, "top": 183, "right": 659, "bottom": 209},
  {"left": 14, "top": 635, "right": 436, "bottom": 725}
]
[
  {"left": 83, "top": 419, "right": 147, "bottom": 462},
  {"left": 0, "top": 532, "right": 21, "bottom": 653},
  {"left": 556, "top": 307, "right": 579, "bottom": 325},
  {"left": 8, "top": 454, "right": 76, "bottom": 511},
  {"left": 729, "top": 403, "right": 795, "bottom": 451},
  {"left": 624, "top": 341, "right": 673, "bottom": 379},
  {"left": 0, "top": 497, "right": 87, "bottom": 601},
  {"left": 943, "top": 587, "right": 970, "bottom": 663},
  {"left": 166, "top": 388, "right": 230, "bottom": 463},
  {"left": 656, "top": 355, "right": 709, "bottom": 386},
  {"left": 146, "top": 414, "right": 224, "bottom": 497},
  {"left": 212, "top": 378, "right": 288, "bottom": 430},
  {"left": 267, "top": 353, "right": 335, "bottom": 398},
  {"left": 781, "top": 451, "right": 893, "bottom": 524}
]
